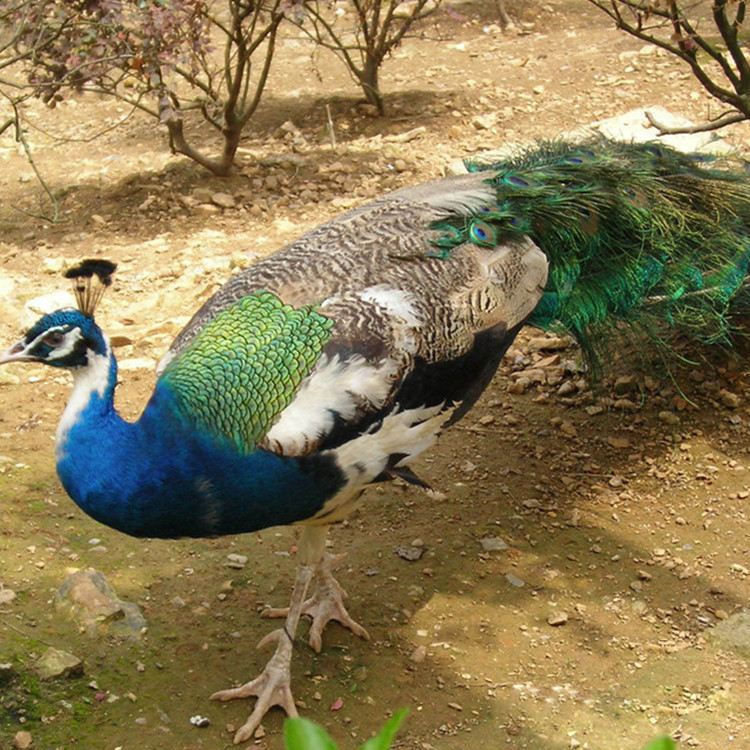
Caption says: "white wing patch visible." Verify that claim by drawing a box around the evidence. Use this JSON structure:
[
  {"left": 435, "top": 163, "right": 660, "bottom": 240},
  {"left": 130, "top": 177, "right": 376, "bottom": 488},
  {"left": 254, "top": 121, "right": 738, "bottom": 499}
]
[
  {"left": 262, "top": 353, "right": 400, "bottom": 456},
  {"left": 305, "top": 403, "right": 451, "bottom": 524},
  {"left": 264, "top": 285, "right": 421, "bottom": 457}
]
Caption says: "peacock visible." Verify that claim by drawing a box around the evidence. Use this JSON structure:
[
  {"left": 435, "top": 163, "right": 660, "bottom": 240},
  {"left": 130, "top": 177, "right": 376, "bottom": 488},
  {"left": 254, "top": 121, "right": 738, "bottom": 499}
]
[{"left": 3, "top": 138, "right": 750, "bottom": 743}]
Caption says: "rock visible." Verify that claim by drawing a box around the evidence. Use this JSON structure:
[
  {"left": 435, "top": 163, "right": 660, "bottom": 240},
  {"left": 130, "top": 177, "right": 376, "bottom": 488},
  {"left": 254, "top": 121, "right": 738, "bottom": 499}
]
[
  {"left": 226, "top": 553, "right": 248, "bottom": 569},
  {"left": 557, "top": 380, "right": 577, "bottom": 397},
  {"left": 42, "top": 257, "right": 65, "bottom": 274},
  {"left": 505, "top": 573, "right": 525, "bottom": 588},
  {"left": 55, "top": 570, "right": 147, "bottom": 640},
  {"left": 606, "top": 436, "right": 630, "bottom": 449},
  {"left": 394, "top": 545, "right": 425, "bottom": 561},
  {"left": 0, "top": 269, "right": 17, "bottom": 298},
  {"left": 507, "top": 378, "right": 529, "bottom": 395},
  {"left": 13, "top": 731, "right": 32, "bottom": 749},
  {"left": 547, "top": 611, "right": 569, "bottom": 626},
  {"left": 0, "top": 661, "right": 15, "bottom": 685},
  {"left": 560, "top": 421, "right": 578, "bottom": 437},
  {"left": 410, "top": 646, "right": 427, "bottom": 663},
  {"left": 34, "top": 647, "right": 83, "bottom": 680},
  {"left": 211, "top": 192, "right": 236, "bottom": 209},
  {"left": 191, "top": 188, "right": 213, "bottom": 203},
  {"left": 720, "top": 389, "right": 741, "bottom": 409},
  {"left": 194, "top": 203, "right": 221, "bottom": 216},
  {"left": 0, "top": 586, "right": 17, "bottom": 604},
  {"left": 472, "top": 114, "right": 498, "bottom": 130},
  {"left": 516, "top": 367, "right": 546, "bottom": 384},
  {"left": 0, "top": 369, "right": 20, "bottom": 386},
  {"left": 710, "top": 609, "right": 750, "bottom": 657},
  {"left": 658, "top": 410, "right": 680, "bottom": 425},
  {"left": 614, "top": 375, "right": 636, "bottom": 394},
  {"left": 22, "top": 292, "right": 76, "bottom": 328},
  {"left": 527, "top": 335, "right": 571, "bottom": 351},
  {"left": 108, "top": 334, "right": 134, "bottom": 348},
  {"left": 480, "top": 536, "right": 509, "bottom": 552},
  {"left": 118, "top": 357, "right": 156, "bottom": 371}
]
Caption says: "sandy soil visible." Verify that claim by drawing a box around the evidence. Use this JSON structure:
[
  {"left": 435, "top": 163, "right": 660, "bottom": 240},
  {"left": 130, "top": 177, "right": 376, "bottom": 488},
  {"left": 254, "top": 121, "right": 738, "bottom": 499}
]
[{"left": 1, "top": 1, "right": 750, "bottom": 749}]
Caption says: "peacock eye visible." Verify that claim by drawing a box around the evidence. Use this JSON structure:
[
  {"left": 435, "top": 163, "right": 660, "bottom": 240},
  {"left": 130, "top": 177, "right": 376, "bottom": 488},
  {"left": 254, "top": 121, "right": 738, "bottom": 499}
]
[{"left": 44, "top": 331, "right": 65, "bottom": 347}]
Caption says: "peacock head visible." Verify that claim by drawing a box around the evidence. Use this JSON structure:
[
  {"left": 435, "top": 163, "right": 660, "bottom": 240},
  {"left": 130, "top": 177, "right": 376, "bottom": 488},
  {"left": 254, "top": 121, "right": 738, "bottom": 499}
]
[
  {"left": 0, "top": 308, "right": 108, "bottom": 369},
  {"left": 0, "top": 259, "right": 116, "bottom": 370}
]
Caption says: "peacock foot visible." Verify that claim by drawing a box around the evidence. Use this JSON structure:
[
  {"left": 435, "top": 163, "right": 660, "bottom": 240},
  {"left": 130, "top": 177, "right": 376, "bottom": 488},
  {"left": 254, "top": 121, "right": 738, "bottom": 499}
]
[
  {"left": 210, "top": 628, "right": 297, "bottom": 744},
  {"left": 262, "top": 552, "right": 370, "bottom": 652}
]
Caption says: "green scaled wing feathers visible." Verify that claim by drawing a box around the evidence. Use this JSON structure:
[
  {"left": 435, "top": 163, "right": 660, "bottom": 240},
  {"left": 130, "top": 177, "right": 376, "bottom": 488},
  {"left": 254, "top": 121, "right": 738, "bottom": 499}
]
[
  {"left": 160, "top": 291, "right": 334, "bottom": 453},
  {"left": 430, "top": 138, "right": 750, "bottom": 368}
]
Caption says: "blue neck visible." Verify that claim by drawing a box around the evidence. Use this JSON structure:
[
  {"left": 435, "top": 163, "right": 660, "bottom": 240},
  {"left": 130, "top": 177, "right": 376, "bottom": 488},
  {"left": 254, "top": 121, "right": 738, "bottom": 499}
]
[{"left": 55, "top": 353, "right": 344, "bottom": 539}]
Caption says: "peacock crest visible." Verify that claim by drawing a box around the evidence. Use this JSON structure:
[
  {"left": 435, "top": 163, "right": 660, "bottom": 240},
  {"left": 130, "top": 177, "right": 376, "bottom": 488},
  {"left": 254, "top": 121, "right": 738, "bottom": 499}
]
[{"left": 63, "top": 259, "right": 117, "bottom": 318}]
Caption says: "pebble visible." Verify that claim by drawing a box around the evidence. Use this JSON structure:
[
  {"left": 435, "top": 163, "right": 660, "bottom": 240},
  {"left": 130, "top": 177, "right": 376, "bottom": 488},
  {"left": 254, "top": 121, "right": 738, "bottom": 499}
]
[
  {"left": 194, "top": 203, "right": 221, "bottom": 216},
  {"left": 226, "top": 553, "right": 248, "bottom": 569},
  {"left": 719, "top": 389, "right": 740, "bottom": 408},
  {"left": 42, "top": 257, "right": 65, "bottom": 274},
  {"left": 658, "top": 410, "right": 680, "bottom": 425},
  {"left": 479, "top": 536, "right": 509, "bottom": 552},
  {"left": 211, "top": 192, "right": 236, "bottom": 209},
  {"left": 0, "top": 587, "right": 17, "bottom": 604},
  {"left": 410, "top": 646, "right": 427, "bottom": 663},
  {"left": 472, "top": 114, "right": 497, "bottom": 130},
  {"left": 508, "top": 378, "right": 530, "bottom": 394},
  {"left": 505, "top": 573, "right": 525, "bottom": 588},
  {"left": 547, "top": 611, "right": 569, "bottom": 626},
  {"left": 189, "top": 715, "right": 210, "bottom": 727},
  {"left": 527, "top": 335, "right": 570, "bottom": 351},
  {"left": 55, "top": 570, "right": 147, "bottom": 640},
  {"left": 34, "top": 647, "right": 83, "bottom": 680},
  {"left": 709, "top": 611, "right": 750, "bottom": 657},
  {"left": 192, "top": 188, "right": 213, "bottom": 203},
  {"left": 13, "top": 731, "right": 32, "bottom": 749},
  {"left": 394, "top": 545, "right": 425, "bottom": 561},
  {"left": 557, "top": 380, "right": 577, "bottom": 396},
  {"left": 614, "top": 375, "right": 636, "bottom": 394}
]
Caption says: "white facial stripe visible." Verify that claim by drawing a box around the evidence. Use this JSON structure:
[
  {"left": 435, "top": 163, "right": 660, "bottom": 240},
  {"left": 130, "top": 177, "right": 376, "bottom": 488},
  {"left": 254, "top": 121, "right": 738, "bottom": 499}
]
[
  {"left": 24, "top": 324, "right": 83, "bottom": 362},
  {"left": 47, "top": 328, "right": 84, "bottom": 361},
  {"left": 55, "top": 340, "right": 112, "bottom": 460},
  {"left": 25, "top": 325, "right": 66, "bottom": 351}
]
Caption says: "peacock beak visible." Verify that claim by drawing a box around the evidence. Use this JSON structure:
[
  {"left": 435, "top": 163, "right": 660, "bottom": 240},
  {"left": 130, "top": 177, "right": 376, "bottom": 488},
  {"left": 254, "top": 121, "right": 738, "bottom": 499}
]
[{"left": 0, "top": 340, "right": 31, "bottom": 364}]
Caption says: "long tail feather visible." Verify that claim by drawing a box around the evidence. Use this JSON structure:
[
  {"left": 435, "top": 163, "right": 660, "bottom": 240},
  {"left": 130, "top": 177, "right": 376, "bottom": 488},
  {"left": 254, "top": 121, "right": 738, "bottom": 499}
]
[{"left": 430, "top": 138, "right": 750, "bottom": 369}]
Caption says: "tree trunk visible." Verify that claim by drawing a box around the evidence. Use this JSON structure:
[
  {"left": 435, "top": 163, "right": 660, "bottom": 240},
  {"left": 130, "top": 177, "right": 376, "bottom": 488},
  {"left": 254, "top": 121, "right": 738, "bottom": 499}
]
[{"left": 360, "top": 55, "right": 384, "bottom": 115}]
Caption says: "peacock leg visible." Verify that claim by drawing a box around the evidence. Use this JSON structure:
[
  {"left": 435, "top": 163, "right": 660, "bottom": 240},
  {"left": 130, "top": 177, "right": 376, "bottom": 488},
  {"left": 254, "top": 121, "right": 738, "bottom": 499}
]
[
  {"left": 210, "top": 525, "right": 327, "bottom": 744},
  {"left": 262, "top": 543, "right": 370, "bottom": 653}
]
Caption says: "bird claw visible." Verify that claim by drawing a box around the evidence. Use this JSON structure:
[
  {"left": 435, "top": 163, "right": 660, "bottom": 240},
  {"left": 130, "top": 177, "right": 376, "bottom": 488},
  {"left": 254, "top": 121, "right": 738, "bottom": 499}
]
[
  {"left": 262, "top": 553, "right": 370, "bottom": 652},
  {"left": 304, "top": 579, "right": 370, "bottom": 653},
  {"left": 211, "top": 630, "right": 298, "bottom": 744}
]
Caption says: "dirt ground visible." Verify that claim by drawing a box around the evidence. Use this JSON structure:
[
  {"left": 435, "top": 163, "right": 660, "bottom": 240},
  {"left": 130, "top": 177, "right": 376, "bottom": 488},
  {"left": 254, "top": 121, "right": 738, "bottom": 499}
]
[{"left": 1, "top": 1, "right": 750, "bottom": 749}]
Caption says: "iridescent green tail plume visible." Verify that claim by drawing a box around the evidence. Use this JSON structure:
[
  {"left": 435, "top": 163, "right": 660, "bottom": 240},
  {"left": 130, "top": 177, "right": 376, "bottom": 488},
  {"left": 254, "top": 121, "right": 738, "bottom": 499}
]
[{"left": 431, "top": 138, "right": 750, "bottom": 369}]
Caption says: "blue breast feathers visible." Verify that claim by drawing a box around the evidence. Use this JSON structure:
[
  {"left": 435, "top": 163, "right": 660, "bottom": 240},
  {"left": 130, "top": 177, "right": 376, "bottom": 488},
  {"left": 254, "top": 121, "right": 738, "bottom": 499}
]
[{"left": 55, "top": 383, "right": 345, "bottom": 539}]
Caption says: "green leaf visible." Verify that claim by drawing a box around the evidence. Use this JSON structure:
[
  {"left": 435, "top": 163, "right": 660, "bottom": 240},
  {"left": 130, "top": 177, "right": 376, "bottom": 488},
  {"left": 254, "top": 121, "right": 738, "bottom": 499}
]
[
  {"left": 283, "top": 717, "right": 339, "bottom": 750},
  {"left": 359, "top": 708, "right": 409, "bottom": 750},
  {"left": 643, "top": 738, "right": 676, "bottom": 750}
]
